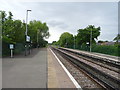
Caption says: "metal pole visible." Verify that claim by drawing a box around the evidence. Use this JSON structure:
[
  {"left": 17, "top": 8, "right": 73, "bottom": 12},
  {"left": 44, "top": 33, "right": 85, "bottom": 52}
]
[
  {"left": 74, "top": 35, "right": 75, "bottom": 49},
  {"left": 26, "top": 11, "right": 28, "bottom": 36},
  {"left": 25, "top": 11, "right": 28, "bottom": 56},
  {"left": 37, "top": 30, "right": 38, "bottom": 48},
  {"left": 11, "top": 49, "right": 13, "bottom": 58},
  {"left": 25, "top": 10, "right": 31, "bottom": 56},
  {"left": 90, "top": 29, "right": 92, "bottom": 52}
]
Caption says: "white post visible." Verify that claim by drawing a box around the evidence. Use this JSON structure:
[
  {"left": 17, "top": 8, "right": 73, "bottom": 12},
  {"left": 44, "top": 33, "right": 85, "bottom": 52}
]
[
  {"left": 11, "top": 49, "right": 13, "bottom": 58},
  {"left": 26, "top": 11, "right": 28, "bottom": 36},
  {"left": 25, "top": 10, "right": 31, "bottom": 56},
  {"left": 26, "top": 10, "right": 31, "bottom": 36}
]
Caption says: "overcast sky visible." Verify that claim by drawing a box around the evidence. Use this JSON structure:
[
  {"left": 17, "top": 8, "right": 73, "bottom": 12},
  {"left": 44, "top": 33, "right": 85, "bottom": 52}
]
[{"left": 0, "top": 0, "right": 118, "bottom": 43}]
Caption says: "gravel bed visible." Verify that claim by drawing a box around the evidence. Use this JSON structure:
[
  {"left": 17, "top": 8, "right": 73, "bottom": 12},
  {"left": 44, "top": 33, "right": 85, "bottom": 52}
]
[{"left": 54, "top": 50, "right": 104, "bottom": 89}]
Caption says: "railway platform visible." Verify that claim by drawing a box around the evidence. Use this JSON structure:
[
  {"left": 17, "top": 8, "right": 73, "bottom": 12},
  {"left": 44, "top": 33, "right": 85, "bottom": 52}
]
[
  {"left": 2, "top": 47, "right": 80, "bottom": 89},
  {"left": 2, "top": 48, "right": 47, "bottom": 88},
  {"left": 48, "top": 48, "right": 78, "bottom": 88},
  {"left": 59, "top": 47, "right": 120, "bottom": 63}
]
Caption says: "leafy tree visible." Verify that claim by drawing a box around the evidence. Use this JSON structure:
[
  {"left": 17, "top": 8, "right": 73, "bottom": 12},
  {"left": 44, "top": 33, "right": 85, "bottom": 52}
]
[
  {"left": 59, "top": 32, "right": 74, "bottom": 48},
  {"left": 114, "top": 34, "right": 120, "bottom": 43},
  {"left": 52, "top": 41, "right": 56, "bottom": 44},
  {"left": 1, "top": 11, "right": 50, "bottom": 56},
  {"left": 2, "top": 11, "right": 15, "bottom": 44},
  {"left": 98, "top": 40, "right": 104, "bottom": 43},
  {"left": 113, "top": 34, "right": 120, "bottom": 56},
  {"left": 28, "top": 20, "right": 50, "bottom": 47},
  {"left": 12, "top": 20, "right": 25, "bottom": 43},
  {"left": 76, "top": 25, "right": 101, "bottom": 47},
  {"left": 0, "top": 11, "right": 7, "bottom": 23},
  {"left": 8, "top": 11, "right": 13, "bottom": 20}
]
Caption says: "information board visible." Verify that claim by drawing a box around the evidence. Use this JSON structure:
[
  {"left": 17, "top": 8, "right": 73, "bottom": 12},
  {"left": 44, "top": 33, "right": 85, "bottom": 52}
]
[
  {"left": 26, "top": 36, "right": 30, "bottom": 42},
  {"left": 10, "top": 44, "right": 14, "bottom": 49}
]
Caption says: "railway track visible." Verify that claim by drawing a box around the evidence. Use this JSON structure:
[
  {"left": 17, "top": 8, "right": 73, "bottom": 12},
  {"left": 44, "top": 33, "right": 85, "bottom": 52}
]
[
  {"left": 51, "top": 47, "right": 120, "bottom": 90},
  {"left": 59, "top": 48, "right": 120, "bottom": 78},
  {"left": 59, "top": 47, "right": 120, "bottom": 69}
]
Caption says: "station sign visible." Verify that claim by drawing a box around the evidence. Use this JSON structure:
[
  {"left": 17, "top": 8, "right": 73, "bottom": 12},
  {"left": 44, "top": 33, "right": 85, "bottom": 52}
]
[
  {"left": 10, "top": 44, "right": 14, "bottom": 49},
  {"left": 26, "top": 36, "right": 30, "bottom": 42}
]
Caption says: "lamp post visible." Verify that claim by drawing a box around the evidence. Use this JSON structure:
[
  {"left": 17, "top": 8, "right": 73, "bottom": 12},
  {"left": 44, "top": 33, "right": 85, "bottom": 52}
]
[
  {"left": 37, "top": 30, "right": 39, "bottom": 48},
  {"left": 74, "top": 35, "right": 75, "bottom": 49},
  {"left": 90, "top": 29, "right": 92, "bottom": 52},
  {"left": 25, "top": 10, "right": 31, "bottom": 56}
]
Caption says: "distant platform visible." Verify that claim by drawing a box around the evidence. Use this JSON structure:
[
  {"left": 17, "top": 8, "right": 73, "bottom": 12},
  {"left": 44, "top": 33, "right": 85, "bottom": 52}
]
[{"left": 59, "top": 47, "right": 120, "bottom": 63}]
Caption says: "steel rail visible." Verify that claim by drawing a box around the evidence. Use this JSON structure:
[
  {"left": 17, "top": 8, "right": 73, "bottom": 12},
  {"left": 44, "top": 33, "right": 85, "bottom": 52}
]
[
  {"left": 59, "top": 47, "right": 120, "bottom": 69},
  {"left": 52, "top": 47, "right": 120, "bottom": 90}
]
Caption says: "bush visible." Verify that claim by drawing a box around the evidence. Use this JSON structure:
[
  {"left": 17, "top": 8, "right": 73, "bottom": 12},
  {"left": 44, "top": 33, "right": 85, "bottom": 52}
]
[
  {"left": 14, "top": 43, "right": 25, "bottom": 54},
  {"left": 2, "top": 42, "right": 10, "bottom": 56},
  {"left": 2, "top": 42, "right": 25, "bottom": 56},
  {"left": 70, "top": 44, "right": 119, "bottom": 57},
  {"left": 92, "top": 44, "right": 118, "bottom": 56}
]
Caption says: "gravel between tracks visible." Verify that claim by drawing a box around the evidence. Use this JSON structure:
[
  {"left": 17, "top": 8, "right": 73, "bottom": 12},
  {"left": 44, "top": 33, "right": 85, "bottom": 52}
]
[
  {"left": 61, "top": 49, "right": 120, "bottom": 80},
  {"left": 53, "top": 49, "right": 104, "bottom": 89}
]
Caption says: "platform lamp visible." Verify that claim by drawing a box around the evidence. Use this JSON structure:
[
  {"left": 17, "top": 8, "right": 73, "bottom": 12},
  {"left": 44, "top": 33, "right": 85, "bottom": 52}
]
[
  {"left": 25, "top": 9, "right": 32, "bottom": 56},
  {"left": 90, "top": 28, "right": 92, "bottom": 52}
]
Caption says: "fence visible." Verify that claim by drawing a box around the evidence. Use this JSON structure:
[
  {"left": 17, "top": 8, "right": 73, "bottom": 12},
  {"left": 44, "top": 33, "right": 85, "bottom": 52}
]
[
  {"left": 68, "top": 44, "right": 119, "bottom": 57},
  {"left": 2, "top": 42, "right": 25, "bottom": 57}
]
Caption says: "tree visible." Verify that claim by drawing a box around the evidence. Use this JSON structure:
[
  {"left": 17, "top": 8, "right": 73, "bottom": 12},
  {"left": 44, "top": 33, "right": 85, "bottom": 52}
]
[
  {"left": 8, "top": 11, "right": 13, "bottom": 20},
  {"left": 52, "top": 41, "right": 56, "bottom": 44},
  {"left": 12, "top": 20, "right": 25, "bottom": 43},
  {"left": 0, "top": 11, "right": 7, "bottom": 23},
  {"left": 113, "top": 34, "right": 120, "bottom": 43},
  {"left": 76, "top": 25, "right": 101, "bottom": 47},
  {"left": 98, "top": 40, "right": 104, "bottom": 43},
  {"left": 59, "top": 32, "right": 74, "bottom": 48},
  {"left": 1, "top": 11, "right": 50, "bottom": 56},
  {"left": 2, "top": 11, "right": 25, "bottom": 44},
  {"left": 28, "top": 20, "right": 50, "bottom": 47},
  {"left": 2, "top": 11, "right": 15, "bottom": 44}
]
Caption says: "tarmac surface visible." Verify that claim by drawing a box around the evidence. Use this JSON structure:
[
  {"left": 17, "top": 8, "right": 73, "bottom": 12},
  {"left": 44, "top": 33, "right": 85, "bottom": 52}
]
[
  {"left": 2, "top": 47, "right": 76, "bottom": 89},
  {"left": 2, "top": 48, "right": 47, "bottom": 88}
]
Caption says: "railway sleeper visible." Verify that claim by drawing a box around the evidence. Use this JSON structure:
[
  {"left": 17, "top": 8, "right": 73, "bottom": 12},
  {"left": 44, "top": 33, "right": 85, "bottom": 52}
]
[
  {"left": 58, "top": 47, "right": 120, "bottom": 69},
  {"left": 53, "top": 47, "right": 120, "bottom": 90}
]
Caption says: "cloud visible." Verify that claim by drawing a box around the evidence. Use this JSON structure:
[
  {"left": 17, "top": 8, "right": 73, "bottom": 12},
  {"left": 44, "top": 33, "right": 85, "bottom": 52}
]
[
  {"left": 47, "top": 20, "right": 69, "bottom": 29},
  {"left": 0, "top": 1, "right": 118, "bottom": 43}
]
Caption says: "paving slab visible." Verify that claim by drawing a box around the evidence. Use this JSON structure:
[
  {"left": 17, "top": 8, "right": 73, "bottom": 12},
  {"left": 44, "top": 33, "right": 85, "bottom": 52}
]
[{"left": 2, "top": 48, "right": 47, "bottom": 88}]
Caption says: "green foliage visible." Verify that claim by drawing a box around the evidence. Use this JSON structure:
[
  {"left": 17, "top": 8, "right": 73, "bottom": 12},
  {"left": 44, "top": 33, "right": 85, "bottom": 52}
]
[
  {"left": 113, "top": 34, "right": 120, "bottom": 43},
  {"left": 54, "top": 24, "right": 120, "bottom": 57},
  {"left": 14, "top": 43, "right": 25, "bottom": 54},
  {"left": 59, "top": 32, "right": 74, "bottom": 48},
  {"left": 2, "top": 11, "right": 50, "bottom": 56},
  {"left": 98, "top": 40, "right": 104, "bottom": 43},
  {"left": 69, "top": 44, "right": 119, "bottom": 57},
  {"left": 51, "top": 41, "right": 60, "bottom": 46},
  {"left": 28, "top": 20, "right": 50, "bottom": 47},
  {"left": 75, "top": 43, "right": 90, "bottom": 51},
  {"left": 52, "top": 41, "right": 56, "bottom": 44},
  {"left": 0, "top": 11, "right": 7, "bottom": 23},
  {"left": 76, "top": 25, "right": 100, "bottom": 46},
  {"left": 92, "top": 44, "right": 119, "bottom": 56},
  {"left": 8, "top": 11, "right": 13, "bottom": 20}
]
